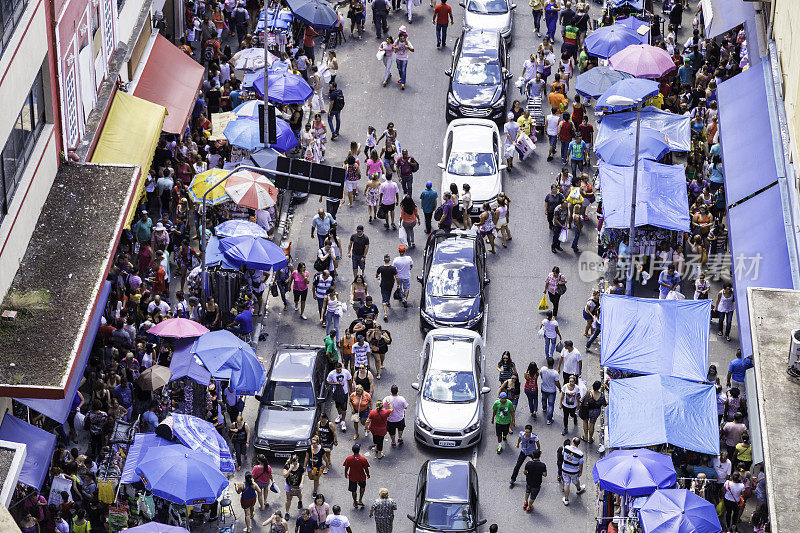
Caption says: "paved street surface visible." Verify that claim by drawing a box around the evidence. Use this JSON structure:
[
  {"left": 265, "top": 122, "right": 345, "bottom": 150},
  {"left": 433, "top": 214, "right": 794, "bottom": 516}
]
[{"left": 209, "top": 4, "right": 743, "bottom": 532}]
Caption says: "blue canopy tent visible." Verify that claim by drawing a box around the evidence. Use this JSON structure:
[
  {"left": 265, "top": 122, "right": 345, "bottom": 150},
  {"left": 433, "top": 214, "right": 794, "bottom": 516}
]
[
  {"left": 608, "top": 375, "right": 719, "bottom": 455},
  {"left": 598, "top": 160, "right": 690, "bottom": 232},
  {"left": 256, "top": 7, "right": 294, "bottom": 33},
  {"left": 0, "top": 415, "right": 56, "bottom": 489},
  {"left": 121, "top": 433, "right": 174, "bottom": 484},
  {"left": 702, "top": 0, "right": 759, "bottom": 64},
  {"left": 19, "top": 282, "right": 111, "bottom": 423},
  {"left": 597, "top": 107, "right": 691, "bottom": 152},
  {"left": 600, "top": 295, "right": 711, "bottom": 382}
]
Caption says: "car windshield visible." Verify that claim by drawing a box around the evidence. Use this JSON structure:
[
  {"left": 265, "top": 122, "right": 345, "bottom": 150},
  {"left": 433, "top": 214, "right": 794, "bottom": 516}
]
[
  {"left": 264, "top": 381, "right": 315, "bottom": 407},
  {"left": 454, "top": 60, "right": 502, "bottom": 85},
  {"left": 426, "top": 263, "right": 480, "bottom": 297},
  {"left": 467, "top": 0, "right": 508, "bottom": 14},
  {"left": 446, "top": 152, "right": 496, "bottom": 176},
  {"left": 420, "top": 502, "right": 474, "bottom": 530},
  {"left": 422, "top": 371, "right": 477, "bottom": 403}
]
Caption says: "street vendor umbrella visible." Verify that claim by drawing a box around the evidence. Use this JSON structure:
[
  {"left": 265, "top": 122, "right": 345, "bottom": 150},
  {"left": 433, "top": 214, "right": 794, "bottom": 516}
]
[
  {"left": 232, "top": 104, "right": 299, "bottom": 153},
  {"left": 225, "top": 169, "right": 279, "bottom": 210},
  {"left": 123, "top": 523, "right": 189, "bottom": 533},
  {"left": 147, "top": 318, "right": 209, "bottom": 339},
  {"left": 592, "top": 449, "right": 677, "bottom": 497},
  {"left": 286, "top": 0, "right": 338, "bottom": 29},
  {"left": 227, "top": 349, "right": 267, "bottom": 394},
  {"left": 171, "top": 413, "right": 235, "bottom": 473},
  {"left": 609, "top": 44, "right": 677, "bottom": 79},
  {"left": 137, "top": 365, "right": 172, "bottom": 391},
  {"left": 134, "top": 444, "right": 228, "bottom": 505},
  {"left": 252, "top": 69, "right": 313, "bottom": 104},
  {"left": 596, "top": 78, "right": 660, "bottom": 112},
  {"left": 232, "top": 47, "right": 278, "bottom": 71},
  {"left": 575, "top": 66, "right": 632, "bottom": 98},
  {"left": 584, "top": 25, "right": 646, "bottom": 59},
  {"left": 594, "top": 126, "right": 669, "bottom": 165},
  {"left": 220, "top": 235, "right": 288, "bottom": 270},
  {"left": 191, "top": 330, "right": 255, "bottom": 377},
  {"left": 223, "top": 117, "right": 264, "bottom": 151},
  {"left": 215, "top": 219, "right": 270, "bottom": 238},
  {"left": 188, "top": 168, "right": 231, "bottom": 205},
  {"left": 615, "top": 16, "right": 650, "bottom": 36},
  {"left": 639, "top": 489, "right": 722, "bottom": 533}
]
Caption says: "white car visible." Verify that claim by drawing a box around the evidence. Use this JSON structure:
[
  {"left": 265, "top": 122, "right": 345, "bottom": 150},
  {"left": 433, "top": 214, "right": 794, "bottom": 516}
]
[
  {"left": 462, "top": 0, "right": 516, "bottom": 43},
  {"left": 439, "top": 119, "right": 504, "bottom": 220},
  {"left": 412, "top": 328, "right": 490, "bottom": 449}
]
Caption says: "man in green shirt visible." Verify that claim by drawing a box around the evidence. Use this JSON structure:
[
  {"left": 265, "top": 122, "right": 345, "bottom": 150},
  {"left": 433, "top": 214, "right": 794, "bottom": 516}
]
[
  {"left": 324, "top": 331, "right": 339, "bottom": 371},
  {"left": 491, "top": 392, "right": 515, "bottom": 454}
]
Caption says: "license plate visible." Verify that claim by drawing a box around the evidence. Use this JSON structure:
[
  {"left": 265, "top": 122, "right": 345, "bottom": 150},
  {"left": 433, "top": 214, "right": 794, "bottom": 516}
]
[
  {"left": 274, "top": 452, "right": 291, "bottom": 458},
  {"left": 438, "top": 440, "right": 456, "bottom": 447}
]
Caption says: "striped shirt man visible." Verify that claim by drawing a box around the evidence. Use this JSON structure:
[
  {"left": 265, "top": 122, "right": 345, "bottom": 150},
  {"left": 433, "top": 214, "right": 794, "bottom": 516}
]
[
  {"left": 353, "top": 341, "right": 370, "bottom": 368},
  {"left": 314, "top": 273, "right": 333, "bottom": 300},
  {"left": 561, "top": 444, "right": 584, "bottom": 474}
]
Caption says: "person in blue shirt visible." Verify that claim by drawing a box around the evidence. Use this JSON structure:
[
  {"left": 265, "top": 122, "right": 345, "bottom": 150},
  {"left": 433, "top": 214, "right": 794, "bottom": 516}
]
[
  {"left": 567, "top": 134, "right": 588, "bottom": 179},
  {"left": 419, "top": 181, "right": 438, "bottom": 234},
  {"left": 142, "top": 403, "right": 160, "bottom": 433},
  {"left": 727, "top": 349, "right": 753, "bottom": 394},
  {"left": 133, "top": 212, "right": 153, "bottom": 244},
  {"left": 509, "top": 425, "right": 541, "bottom": 486},
  {"left": 657, "top": 264, "right": 681, "bottom": 298},
  {"left": 708, "top": 154, "right": 724, "bottom": 191},
  {"left": 678, "top": 57, "right": 692, "bottom": 86},
  {"left": 311, "top": 209, "right": 336, "bottom": 249},
  {"left": 228, "top": 305, "right": 254, "bottom": 336}
]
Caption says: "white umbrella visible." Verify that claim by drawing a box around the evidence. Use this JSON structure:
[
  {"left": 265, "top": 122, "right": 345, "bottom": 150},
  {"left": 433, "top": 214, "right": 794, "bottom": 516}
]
[
  {"left": 233, "top": 48, "right": 278, "bottom": 71},
  {"left": 224, "top": 169, "right": 279, "bottom": 210}
]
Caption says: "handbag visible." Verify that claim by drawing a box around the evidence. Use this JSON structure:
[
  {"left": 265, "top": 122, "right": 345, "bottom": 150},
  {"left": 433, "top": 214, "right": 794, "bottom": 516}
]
[
  {"left": 269, "top": 481, "right": 279, "bottom": 493},
  {"left": 555, "top": 341, "right": 564, "bottom": 353},
  {"left": 314, "top": 256, "right": 327, "bottom": 272},
  {"left": 377, "top": 204, "right": 387, "bottom": 220},
  {"left": 393, "top": 288, "right": 403, "bottom": 300},
  {"left": 409, "top": 158, "right": 419, "bottom": 173},
  {"left": 537, "top": 293, "right": 549, "bottom": 311},
  {"left": 558, "top": 228, "right": 568, "bottom": 242},
  {"left": 270, "top": 283, "right": 279, "bottom": 297},
  {"left": 556, "top": 283, "right": 567, "bottom": 295}
]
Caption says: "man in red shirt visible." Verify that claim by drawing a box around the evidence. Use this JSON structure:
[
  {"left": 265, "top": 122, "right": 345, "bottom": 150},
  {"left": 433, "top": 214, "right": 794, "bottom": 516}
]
[
  {"left": 151, "top": 253, "right": 167, "bottom": 294},
  {"left": 366, "top": 399, "right": 393, "bottom": 459},
  {"left": 343, "top": 443, "right": 370, "bottom": 507},
  {"left": 577, "top": 116, "right": 594, "bottom": 165},
  {"left": 303, "top": 26, "right": 319, "bottom": 63},
  {"left": 432, "top": 0, "right": 454, "bottom": 48}
]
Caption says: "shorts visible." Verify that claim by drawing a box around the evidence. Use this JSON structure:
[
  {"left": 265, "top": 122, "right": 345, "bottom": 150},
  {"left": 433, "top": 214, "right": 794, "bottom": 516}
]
[
  {"left": 335, "top": 400, "right": 347, "bottom": 412},
  {"left": 348, "top": 479, "right": 367, "bottom": 492},
  {"left": 525, "top": 485, "right": 542, "bottom": 500},
  {"left": 255, "top": 480, "right": 271, "bottom": 490},
  {"left": 582, "top": 310, "right": 593, "bottom": 322},
  {"left": 372, "top": 433, "right": 385, "bottom": 451},
  {"left": 588, "top": 409, "right": 601, "bottom": 424},
  {"left": 548, "top": 134, "right": 557, "bottom": 148},
  {"left": 241, "top": 496, "right": 257, "bottom": 509},
  {"left": 563, "top": 472, "right": 581, "bottom": 486},
  {"left": 382, "top": 202, "right": 396, "bottom": 211},
  {"left": 398, "top": 277, "right": 410, "bottom": 294},
  {"left": 351, "top": 254, "right": 365, "bottom": 272},
  {"left": 359, "top": 408, "right": 370, "bottom": 421},
  {"left": 387, "top": 419, "right": 405, "bottom": 435},
  {"left": 381, "top": 287, "right": 392, "bottom": 304},
  {"left": 294, "top": 288, "right": 308, "bottom": 303},
  {"left": 346, "top": 180, "right": 359, "bottom": 192},
  {"left": 495, "top": 422, "right": 510, "bottom": 439}
]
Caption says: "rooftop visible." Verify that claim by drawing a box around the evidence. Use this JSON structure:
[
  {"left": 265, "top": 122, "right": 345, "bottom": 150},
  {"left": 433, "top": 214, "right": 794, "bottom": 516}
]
[{"left": 0, "top": 162, "right": 139, "bottom": 396}]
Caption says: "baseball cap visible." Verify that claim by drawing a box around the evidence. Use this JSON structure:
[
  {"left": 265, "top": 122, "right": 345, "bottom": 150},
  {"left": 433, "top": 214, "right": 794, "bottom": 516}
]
[
  {"left": 507, "top": 111, "right": 514, "bottom": 120},
  {"left": 499, "top": 392, "right": 507, "bottom": 399},
  {"left": 356, "top": 224, "right": 364, "bottom": 231},
  {"left": 426, "top": 181, "right": 433, "bottom": 188},
  {"left": 398, "top": 245, "right": 406, "bottom": 252}
]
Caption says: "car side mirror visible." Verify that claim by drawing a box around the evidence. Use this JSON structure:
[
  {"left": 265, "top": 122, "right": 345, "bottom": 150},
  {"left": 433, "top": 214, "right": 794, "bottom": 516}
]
[
  {"left": 504, "top": 71, "right": 513, "bottom": 80},
  {"left": 407, "top": 514, "right": 416, "bottom": 522},
  {"left": 254, "top": 394, "right": 262, "bottom": 402},
  {"left": 481, "top": 387, "right": 491, "bottom": 394},
  {"left": 478, "top": 519, "right": 488, "bottom": 526},
  {"left": 445, "top": 69, "right": 452, "bottom": 77},
  {"left": 437, "top": 162, "right": 446, "bottom": 169},
  {"left": 484, "top": 277, "right": 490, "bottom": 285},
  {"left": 417, "top": 275, "right": 423, "bottom": 283},
  {"left": 499, "top": 164, "right": 507, "bottom": 170},
  {"left": 458, "top": 1, "right": 465, "bottom": 6},
  {"left": 411, "top": 382, "right": 420, "bottom": 390},
  {"left": 511, "top": 3, "right": 517, "bottom": 8}
]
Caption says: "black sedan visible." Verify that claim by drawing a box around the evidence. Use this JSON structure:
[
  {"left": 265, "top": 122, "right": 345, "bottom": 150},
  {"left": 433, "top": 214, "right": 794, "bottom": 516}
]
[
  {"left": 418, "top": 230, "right": 489, "bottom": 332},
  {"left": 407, "top": 459, "right": 485, "bottom": 533},
  {"left": 445, "top": 29, "right": 511, "bottom": 125}
]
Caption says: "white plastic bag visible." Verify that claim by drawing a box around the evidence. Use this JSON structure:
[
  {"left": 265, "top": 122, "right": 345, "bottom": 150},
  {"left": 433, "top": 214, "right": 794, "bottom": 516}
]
[
  {"left": 398, "top": 225, "right": 408, "bottom": 246},
  {"left": 376, "top": 49, "right": 385, "bottom": 60},
  {"left": 666, "top": 290, "right": 686, "bottom": 300},
  {"left": 559, "top": 228, "right": 568, "bottom": 242},
  {"left": 537, "top": 326, "right": 545, "bottom": 338}
]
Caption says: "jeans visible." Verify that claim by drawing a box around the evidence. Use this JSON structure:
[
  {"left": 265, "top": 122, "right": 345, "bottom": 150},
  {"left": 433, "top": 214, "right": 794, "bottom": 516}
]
[
  {"left": 317, "top": 296, "right": 326, "bottom": 320},
  {"left": 570, "top": 158, "right": 584, "bottom": 179},
  {"left": 402, "top": 220, "right": 416, "bottom": 246},
  {"left": 544, "top": 336, "right": 557, "bottom": 358},
  {"left": 436, "top": 23, "right": 448, "bottom": 45},
  {"left": 396, "top": 59, "right": 408, "bottom": 84},
  {"left": 524, "top": 389, "right": 538, "bottom": 415},
  {"left": 276, "top": 281, "right": 288, "bottom": 306},
  {"left": 541, "top": 391, "right": 556, "bottom": 422},
  {"left": 374, "top": 13, "right": 388, "bottom": 38},
  {"left": 232, "top": 439, "right": 247, "bottom": 467},
  {"left": 571, "top": 226, "right": 581, "bottom": 251},
  {"left": 511, "top": 451, "right": 535, "bottom": 482},
  {"left": 328, "top": 111, "right": 341, "bottom": 135},
  {"left": 400, "top": 174, "right": 413, "bottom": 196},
  {"left": 718, "top": 311, "right": 733, "bottom": 336},
  {"left": 560, "top": 140, "right": 571, "bottom": 163},
  {"left": 424, "top": 211, "right": 433, "bottom": 233},
  {"left": 552, "top": 225, "right": 563, "bottom": 250},
  {"left": 586, "top": 324, "right": 601, "bottom": 349},
  {"left": 325, "top": 312, "right": 340, "bottom": 341},
  {"left": 317, "top": 233, "right": 328, "bottom": 249},
  {"left": 532, "top": 9, "right": 542, "bottom": 32}
]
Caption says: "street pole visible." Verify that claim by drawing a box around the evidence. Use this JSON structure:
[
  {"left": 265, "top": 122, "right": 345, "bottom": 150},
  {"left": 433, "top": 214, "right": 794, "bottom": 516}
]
[
  {"left": 263, "top": 4, "right": 270, "bottom": 138},
  {"left": 625, "top": 100, "right": 643, "bottom": 296}
]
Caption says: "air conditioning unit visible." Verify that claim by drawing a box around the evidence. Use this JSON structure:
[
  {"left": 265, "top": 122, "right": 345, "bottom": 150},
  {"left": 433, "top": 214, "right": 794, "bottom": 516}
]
[{"left": 787, "top": 329, "right": 800, "bottom": 378}]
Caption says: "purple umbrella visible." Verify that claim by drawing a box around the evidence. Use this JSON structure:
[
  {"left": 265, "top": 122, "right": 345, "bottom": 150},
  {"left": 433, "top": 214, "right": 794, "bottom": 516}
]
[
  {"left": 123, "top": 523, "right": 189, "bottom": 533},
  {"left": 609, "top": 44, "right": 677, "bottom": 79}
]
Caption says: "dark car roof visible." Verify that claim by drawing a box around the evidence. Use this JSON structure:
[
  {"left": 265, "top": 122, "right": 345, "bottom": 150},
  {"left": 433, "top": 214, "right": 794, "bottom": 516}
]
[
  {"left": 425, "top": 460, "right": 471, "bottom": 503},
  {"left": 460, "top": 29, "right": 501, "bottom": 60},
  {"left": 270, "top": 347, "right": 322, "bottom": 382},
  {"left": 433, "top": 238, "right": 475, "bottom": 265}
]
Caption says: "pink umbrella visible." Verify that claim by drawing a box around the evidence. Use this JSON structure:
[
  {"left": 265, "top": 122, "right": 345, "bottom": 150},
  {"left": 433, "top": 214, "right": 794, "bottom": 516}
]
[
  {"left": 148, "top": 318, "right": 210, "bottom": 339},
  {"left": 609, "top": 44, "right": 677, "bottom": 79},
  {"left": 224, "top": 169, "right": 279, "bottom": 210}
]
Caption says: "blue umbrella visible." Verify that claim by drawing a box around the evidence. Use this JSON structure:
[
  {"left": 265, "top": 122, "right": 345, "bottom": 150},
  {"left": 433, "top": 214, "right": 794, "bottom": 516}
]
[
  {"left": 216, "top": 220, "right": 270, "bottom": 238},
  {"left": 575, "top": 66, "right": 632, "bottom": 98},
  {"left": 286, "top": 0, "right": 338, "bottom": 29},
  {"left": 252, "top": 69, "right": 313, "bottom": 104},
  {"left": 189, "top": 331, "right": 254, "bottom": 376},
  {"left": 615, "top": 16, "right": 650, "bottom": 36},
  {"left": 639, "top": 489, "right": 722, "bottom": 533},
  {"left": 223, "top": 118, "right": 263, "bottom": 151},
  {"left": 220, "top": 235, "right": 289, "bottom": 271},
  {"left": 592, "top": 449, "right": 677, "bottom": 497},
  {"left": 251, "top": 147, "right": 281, "bottom": 170},
  {"left": 124, "top": 522, "right": 189, "bottom": 533},
  {"left": 594, "top": 126, "right": 669, "bottom": 165},
  {"left": 585, "top": 25, "right": 646, "bottom": 59},
  {"left": 227, "top": 349, "right": 267, "bottom": 395},
  {"left": 171, "top": 414, "right": 236, "bottom": 473},
  {"left": 135, "top": 444, "right": 228, "bottom": 505},
  {"left": 233, "top": 100, "right": 262, "bottom": 120},
  {"left": 597, "top": 78, "right": 660, "bottom": 112}
]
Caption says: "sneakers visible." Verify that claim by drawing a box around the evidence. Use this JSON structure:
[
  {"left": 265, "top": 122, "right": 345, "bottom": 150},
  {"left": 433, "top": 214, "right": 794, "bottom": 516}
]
[
  {"left": 522, "top": 501, "right": 528, "bottom": 511},
  {"left": 576, "top": 485, "right": 586, "bottom": 495},
  {"left": 546, "top": 419, "right": 553, "bottom": 425},
  {"left": 509, "top": 480, "right": 515, "bottom": 488},
  {"left": 341, "top": 421, "right": 347, "bottom": 431},
  {"left": 497, "top": 444, "right": 503, "bottom": 453},
  {"left": 301, "top": 314, "right": 308, "bottom": 320},
  {"left": 562, "top": 498, "right": 569, "bottom": 506},
  {"left": 335, "top": 415, "right": 342, "bottom": 424},
  {"left": 562, "top": 427, "right": 568, "bottom": 435}
]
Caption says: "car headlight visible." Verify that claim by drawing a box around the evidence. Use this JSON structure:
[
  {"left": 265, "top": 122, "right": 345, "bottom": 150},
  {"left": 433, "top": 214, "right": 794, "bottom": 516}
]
[
  {"left": 466, "top": 312, "right": 483, "bottom": 327},
  {"left": 417, "top": 418, "right": 432, "bottom": 432},
  {"left": 464, "top": 421, "right": 480, "bottom": 433},
  {"left": 492, "top": 96, "right": 505, "bottom": 108},
  {"left": 448, "top": 93, "right": 459, "bottom": 106},
  {"left": 297, "top": 439, "right": 309, "bottom": 447},
  {"left": 255, "top": 437, "right": 268, "bottom": 446}
]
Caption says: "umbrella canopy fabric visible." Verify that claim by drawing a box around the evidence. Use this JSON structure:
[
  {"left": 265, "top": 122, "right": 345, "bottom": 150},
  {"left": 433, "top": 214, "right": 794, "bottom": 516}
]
[
  {"left": 216, "top": 219, "right": 270, "bottom": 238},
  {"left": 169, "top": 345, "right": 212, "bottom": 385},
  {"left": 135, "top": 444, "right": 228, "bottom": 505},
  {"left": 597, "top": 78, "right": 660, "bottom": 112},
  {"left": 286, "top": 0, "right": 338, "bottom": 28},
  {"left": 188, "top": 330, "right": 266, "bottom": 393},
  {"left": 225, "top": 169, "right": 279, "bottom": 210},
  {"left": 188, "top": 169, "right": 231, "bottom": 205},
  {"left": 609, "top": 44, "right": 677, "bottom": 79},
  {"left": 639, "top": 489, "right": 722, "bottom": 533},
  {"left": 585, "top": 25, "right": 646, "bottom": 59},
  {"left": 252, "top": 69, "right": 313, "bottom": 104},
  {"left": 228, "top": 350, "right": 267, "bottom": 395},
  {"left": 137, "top": 365, "right": 172, "bottom": 391},
  {"left": 233, "top": 100, "right": 262, "bottom": 120},
  {"left": 223, "top": 118, "right": 264, "bottom": 151},
  {"left": 594, "top": 126, "right": 669, "bottom": 165},
  {"left": 575, "top": 66, "right": 633, "bottom": 98},
  {"left": 171, "top": 414, "right": 235, "bottom": 473},
  {"left": 232, "top": 47, "right": 278, "bottom": 71},
  {"left": 124, "top": 523, "right": 189, "bottom": 533},
  {"left": 147, "top": 318, "right": 209, "bottom": 339},
  {"left": 250, "top": 147, "right": 281, "bottom": 170},
  {"left": 592, "top": 449, "right": 677, "bottom": 497},
  {"left": 220, "top": 235, "right": 288, "bottom": 271},
  {"left": 615, "top": 16, "right": 650, "bottom": 36},
  {"left": 232, "top": 104, "right": 299, "bottom": 152}
]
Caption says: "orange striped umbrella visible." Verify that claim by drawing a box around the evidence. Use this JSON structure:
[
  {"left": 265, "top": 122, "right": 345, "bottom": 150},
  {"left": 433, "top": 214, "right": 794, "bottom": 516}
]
[{"left": 224, "top": 169, "right": 278, "bottom": 210}]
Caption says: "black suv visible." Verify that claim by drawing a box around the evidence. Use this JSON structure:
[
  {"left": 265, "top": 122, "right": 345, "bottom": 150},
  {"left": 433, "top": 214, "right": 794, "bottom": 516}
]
[
  {"left": 445, "top": 29, "right": 510, "bottom": 125},
  {"left": 253, "top": 345, "right": 328, "bottom": 458},
  {"left": 418, "top": 230, "right": 489, "bottom": 333}
]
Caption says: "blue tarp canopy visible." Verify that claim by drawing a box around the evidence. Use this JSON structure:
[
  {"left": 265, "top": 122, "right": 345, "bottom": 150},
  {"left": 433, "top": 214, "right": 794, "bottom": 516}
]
[
  {"left": 718, "top": 60, "right": 778, "bottom": 205},
  {"left": 121, "top": 433, "right": 174, "bottom": 483},
  {"left": 609, "top": 0, "right": 643, "bottom": 9},
  {"left": 608, "top": 375, "right": 720, "bottom": 455},
  {"left": 0, "top": 415, "right": 56, "bottom": 489},
  {"left": 20, "top": 281, "right": 111, "bottom": 423},
  {"left": 597, "top": 107, "right": 691, "bottom": 152},
  {"left": 702, "top": 0, "right": 755, "bottom": 39},
  {"left": 256, "top": 7, "right": 293, "bottom": 32},
  {"left": 600, "top": 295, "right": 711, "bottom": 382},
  {"left": 598, "top": 160, "right": 690, "bottom": 232},
  {"left": 205, "top": 236, "right": 241, "bottom": 270},
  {"left": 727, "top": 185, "right": 794, "bottom": 355}
]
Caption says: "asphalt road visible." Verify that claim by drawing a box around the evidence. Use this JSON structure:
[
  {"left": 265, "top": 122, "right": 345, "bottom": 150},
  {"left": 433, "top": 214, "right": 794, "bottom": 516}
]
[{"left": 211, "top": 4, "right": 743, "bottom": 533}]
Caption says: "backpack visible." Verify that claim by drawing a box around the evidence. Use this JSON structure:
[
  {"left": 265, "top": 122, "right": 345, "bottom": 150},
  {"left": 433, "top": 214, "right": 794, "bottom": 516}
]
[
  {"left": 204, "top": 40, "right": 217, "bottom": 62},
  {"left": 331, "top": 89, "right": 345, "bottom": 112}
]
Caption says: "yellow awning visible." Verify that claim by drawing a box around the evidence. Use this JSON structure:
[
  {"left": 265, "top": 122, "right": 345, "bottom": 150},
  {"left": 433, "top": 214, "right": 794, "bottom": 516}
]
[{"left": 91, "top": 91, "right": 167, "bottom": 226}]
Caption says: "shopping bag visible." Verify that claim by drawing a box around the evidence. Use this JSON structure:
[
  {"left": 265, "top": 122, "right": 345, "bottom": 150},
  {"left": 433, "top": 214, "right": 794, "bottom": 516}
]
[
  {"left": 504, "top": 141, "right": 517, "bottom": 160},
  {"left": 377, "top": 204, "right": 387, "bottom": 220},
  {"left": 376, "top": 49, "right": 385, "bottom": 60},
  {"left": 559, "top": 228, "right": 568, "bottom": 242},
  {"left": 537, "top": 292, "right": 549, "bottom": 311},
  {"left": 398, "top": 225, "right": 408, "bottom": 246},
  {"left": 666, "top": 290, "right": 685, "bottom": 300},
  {"left": 515, "top": 132, "right": 536, "bottom": 160},
  {"left": 537, "top": 326, "right": 545, "bottom": 338}
]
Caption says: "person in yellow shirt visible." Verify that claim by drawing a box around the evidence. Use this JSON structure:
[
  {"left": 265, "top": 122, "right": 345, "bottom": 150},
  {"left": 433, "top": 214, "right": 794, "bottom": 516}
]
[
  {"left": 517, "top": 110, "right": 537, "bottom": 141},
  {"left": 530, "top": 0, "right": 544, "bottom": 37},
  {"left": 647, "top": 92, "right": 664, "bottom": 109}
]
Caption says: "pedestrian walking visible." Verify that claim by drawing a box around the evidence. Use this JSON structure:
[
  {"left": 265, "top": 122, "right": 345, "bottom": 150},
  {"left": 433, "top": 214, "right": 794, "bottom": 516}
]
[
  {"left": 539, "top": 357, "right": 561, "bottom": 425},
  {"left": 297, "top": 509, "right": 317, "bottom": 533},
  {"left": 530, "top": 0, "right": 544, "bottom": 37},
  {"left": 557, "top": 340, "right": 582, "bottom": 383},
  {"left": 352, "top": 336, "right": 372, "bottom": 374},
  {"left": 292, "top": 262, "right": 311, "bottom": 320},
  {"left": 283, "top": 454, "right": 306, "bottom": 519},
  {"left": 420, "top": 182, "right": 438, "bottom": 234},
  {"left": 236, "top": 473, "right": 259, "bottom": 532},
  {"left": 567, "top": 133, "right": 588, "bottom": 180},
  {"left": 433, "top": 0, "right": 454, "bottom": 47},
  {"left": 369, "top": 488, "right": 398, "bottom": 533},
  {"left": 384, "top": 384, "right": 408, "bottom": 446},
  {"left": 366, "top": 399, "right": 393, "bottom": 459},
  {"left": 559, "top": 375, "right": 580, "bottom": 436},
  {"left": 379, "top": 37, "right": 395, "bottom": 86},
  {"left": 365, "top": 172, "right": 382, "bottom": 221},
  {"left": 343, "top": 444, "right": 371, "bottom": 508},
  {"left": 328, "top": 82, "right": 345, "bottom": 139},
  {"left": 313, "top": 270, "right": 334, "bottom": 322},
  {"left": 551, "top": 199, "right": 569, "bottom": 253},
  {"left": 509, "top": 424, "right": 541, "bottom": 486},
  {"left": 229, "top": 415, "right": 250, "bottom": 471},
  {"left": 658, "top": 263, "right": 681, "bottom": 300},
  {"left": 523, "top": 362, "right": 540, "bottom": 418},
  {"left": 232, "top": 1, "right": 249, "bottom": 44},
  {"left": 348, "top": 225, "right": 370, "bottom": 278},
  {"left": 544, "top": 0, "right": 559, "bottom": 41},
  {"left": 326, "top": 505, "right": 354, "bottom": 533},
  {"left": 522, "top": 450, "right": 547, "bottom": 513},
  {"left": 393, "top": 28, "right": 415, "bottom": 89},
  {"left": 579, "top": 380, "right": 606, "bottom": 444},
  {"left": 396, "top": 150, "right": 418, "bottom": 196},
  {"left": 392, "top": 245, "right": 413, "bottom": 307},
  {"left": 304, "top": 436, "right": 326, "bottom": 497},
  {"left": 496, "top": 193, "right": 512, "bottom": 246},
  {"left": 379, "top": 174, "right": 400, "bottom": 230},
  {"left": 544, "top": 266, "right": 566, "bottom": 316},
  {"left": 376, "top": 254, "right": 398, "bottom": 321},
  {"left": 310, "top": 494, "right": 330, "bottom": 533},
  {"left": 497, "top": 351, "right": 517, "bottom": 385},
  {"left": 253, "top": 455, "right": 274, "bottom": 509},
  {"left": 326, "top": 362, "right": 352, "bottom": 431},
  {"left": 561, "top": 436, "right": 585, "bottom": 505},
  {"left": 504, "top": 112, "right": 521, "bottom": 171},
  {"left": 491, "top": 391, "right": 516, "bottom": 454},
  {"left": 540, "top": 310, "right": 562, "bottom": 359},
  {"left": 316, "top": 412, "right": 340, "bottom": 474},
  {"left": 399, "top": 195, "right": 421, "bottom": 248},
  {"left": 311, "top": 209, "right": 336, "bottom": 250},
  {"left": 372, "top": 0, "right": 390, "bottom": 39},
  {"left": 344, "top": 155, "right": 361, "bottom": 207},
  {"left": 349, "top": 384, "right": 372, "bottom": 438},
  {"left": 714, "top": 282, "right": 735, "bottom": 341},
  {"left": 353, "top": 363, "right": 375, "bottom": 397}
]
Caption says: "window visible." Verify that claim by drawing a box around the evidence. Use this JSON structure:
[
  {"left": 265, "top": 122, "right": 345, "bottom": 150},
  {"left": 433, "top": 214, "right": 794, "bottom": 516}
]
[
  {"left": 0, "top": 0, "right": 29, "bottom": 60},
  {"left": 0, "top": 71, "right": 46, "bottom": 220}
]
